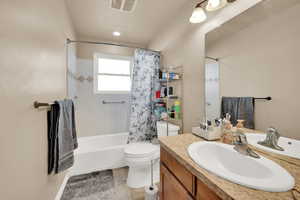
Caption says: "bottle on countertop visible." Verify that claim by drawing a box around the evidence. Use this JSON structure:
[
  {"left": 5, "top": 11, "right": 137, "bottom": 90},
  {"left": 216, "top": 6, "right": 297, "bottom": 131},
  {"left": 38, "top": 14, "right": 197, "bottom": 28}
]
[
  {"left": 221, "top": 113, "right": 234, "bottom": 144},
  {"left": 236, "top": 119, "right": 245, "bottom": 128}
]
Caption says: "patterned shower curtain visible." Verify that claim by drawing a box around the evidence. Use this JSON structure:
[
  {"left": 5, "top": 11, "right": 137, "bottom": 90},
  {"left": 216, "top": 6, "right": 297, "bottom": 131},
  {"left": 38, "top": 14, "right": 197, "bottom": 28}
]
[{"left": 128, "top": 49, "right": 160, "bottom": 143}]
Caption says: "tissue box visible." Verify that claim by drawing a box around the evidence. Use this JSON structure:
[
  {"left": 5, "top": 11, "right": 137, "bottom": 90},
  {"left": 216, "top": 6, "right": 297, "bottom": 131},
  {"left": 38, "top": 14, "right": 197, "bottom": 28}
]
[{"left": 192, "top": 127, "right": 221, "bottom": 141}]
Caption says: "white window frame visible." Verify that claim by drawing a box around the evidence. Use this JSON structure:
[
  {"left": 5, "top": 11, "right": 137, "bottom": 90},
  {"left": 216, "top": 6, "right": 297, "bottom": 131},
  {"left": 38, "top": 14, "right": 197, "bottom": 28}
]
[{"left": 93, "top": 53, "right": 133, "bottom": 94}]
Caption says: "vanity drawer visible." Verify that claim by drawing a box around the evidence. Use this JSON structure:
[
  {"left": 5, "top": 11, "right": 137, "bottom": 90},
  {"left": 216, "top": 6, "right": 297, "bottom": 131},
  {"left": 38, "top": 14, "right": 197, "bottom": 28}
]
[{"left": 161, "top": 148, "right": 196, "bottom": 195}]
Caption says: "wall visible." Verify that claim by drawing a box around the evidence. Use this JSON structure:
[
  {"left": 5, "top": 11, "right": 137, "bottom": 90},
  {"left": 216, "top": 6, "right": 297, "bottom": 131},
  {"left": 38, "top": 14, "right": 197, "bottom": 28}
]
[
  {"left": 75, "top": 43, "right": 134, "bottom": 137},
  {"left": 0, "top": 0, "right": 76, "bottom": 199},
  {"left": 148, "top": 0, "right": 261, "bottom": 132},
  {"left": 206, "top": 1, "right": 300, "bottom": 139}
]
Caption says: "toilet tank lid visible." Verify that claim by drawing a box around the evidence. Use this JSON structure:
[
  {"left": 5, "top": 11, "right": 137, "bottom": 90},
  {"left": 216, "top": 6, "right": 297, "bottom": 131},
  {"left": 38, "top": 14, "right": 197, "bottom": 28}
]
[{"left": 157, "top": 121, "right": 180, "bottom": 131}]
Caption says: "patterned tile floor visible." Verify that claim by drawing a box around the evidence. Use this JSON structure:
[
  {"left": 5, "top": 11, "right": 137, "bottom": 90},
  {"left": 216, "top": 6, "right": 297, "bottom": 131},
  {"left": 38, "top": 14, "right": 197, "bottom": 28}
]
[{"left": 61, "top": 167, "right": 147, "bottom": 200}]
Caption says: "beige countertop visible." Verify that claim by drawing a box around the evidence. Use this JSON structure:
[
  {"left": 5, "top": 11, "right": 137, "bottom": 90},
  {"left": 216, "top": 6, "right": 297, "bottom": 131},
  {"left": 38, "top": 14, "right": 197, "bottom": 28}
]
[{"left": 159, "top": 133, "right": 300, "bottom": 200}]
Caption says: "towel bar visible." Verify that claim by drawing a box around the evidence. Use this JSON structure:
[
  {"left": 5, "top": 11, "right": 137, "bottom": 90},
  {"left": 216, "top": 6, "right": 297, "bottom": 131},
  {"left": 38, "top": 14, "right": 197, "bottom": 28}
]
[
  {"left": 254, "top": 97, "right": 272, "bottom": 101},
  {"left": 102, "top": 100, "right": 126, "bottom": 104},
  {"left": 34, "top": 101, "right": 52, "bottom": 108}
]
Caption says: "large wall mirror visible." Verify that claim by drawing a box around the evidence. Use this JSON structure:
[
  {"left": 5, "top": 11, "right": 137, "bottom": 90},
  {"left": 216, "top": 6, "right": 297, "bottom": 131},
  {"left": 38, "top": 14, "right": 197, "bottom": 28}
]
[{"left": 205, "top": 0, "right": 300, "bottom": 139}]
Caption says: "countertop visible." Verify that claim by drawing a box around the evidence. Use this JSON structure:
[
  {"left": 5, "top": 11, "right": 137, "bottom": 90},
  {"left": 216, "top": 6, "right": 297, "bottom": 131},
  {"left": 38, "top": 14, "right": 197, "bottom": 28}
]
[{"left": 159, "top": 133, "right": 300, "bottom": 200}]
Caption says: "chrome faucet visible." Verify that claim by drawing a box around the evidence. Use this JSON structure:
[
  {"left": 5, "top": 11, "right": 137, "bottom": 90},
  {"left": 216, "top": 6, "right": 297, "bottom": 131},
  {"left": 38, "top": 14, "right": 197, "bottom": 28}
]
[
  {"left": 258, "top": 127, "right": 284, "bottom": 151},
  {"left": 233, "top": 131, "right": 260, "bottom": 159}
]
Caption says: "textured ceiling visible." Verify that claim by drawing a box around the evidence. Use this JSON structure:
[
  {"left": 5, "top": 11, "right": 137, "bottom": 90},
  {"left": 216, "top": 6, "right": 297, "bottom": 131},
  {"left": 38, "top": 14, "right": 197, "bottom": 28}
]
[{"left": 66, "top": 0, "right": 190, "bottom": 47}]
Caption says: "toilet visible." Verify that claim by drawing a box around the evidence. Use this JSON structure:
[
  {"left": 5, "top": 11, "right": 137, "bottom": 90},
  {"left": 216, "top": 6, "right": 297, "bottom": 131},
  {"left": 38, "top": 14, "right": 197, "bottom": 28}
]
[{"left": 124, "top": 121, "right": 180, "bottom": 188}]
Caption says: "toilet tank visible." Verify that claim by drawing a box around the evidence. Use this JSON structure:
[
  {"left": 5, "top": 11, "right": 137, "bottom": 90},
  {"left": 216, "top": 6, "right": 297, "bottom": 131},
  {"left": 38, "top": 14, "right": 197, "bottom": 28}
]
[{"left": 157, "top": 121, "right": 180, "bottom": 137}]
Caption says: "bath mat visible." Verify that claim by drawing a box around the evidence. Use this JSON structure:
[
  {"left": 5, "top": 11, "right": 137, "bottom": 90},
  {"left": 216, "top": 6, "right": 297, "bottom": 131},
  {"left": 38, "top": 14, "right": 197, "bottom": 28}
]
[{"left": 61, "top": 170, "right": 115, "bottom": 200}]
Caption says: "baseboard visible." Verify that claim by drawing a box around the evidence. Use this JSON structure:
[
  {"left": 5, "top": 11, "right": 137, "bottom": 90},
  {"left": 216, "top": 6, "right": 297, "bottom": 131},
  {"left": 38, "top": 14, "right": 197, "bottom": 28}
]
[{"left": 54, "top": 173, "right": 70, "bottom": 200}]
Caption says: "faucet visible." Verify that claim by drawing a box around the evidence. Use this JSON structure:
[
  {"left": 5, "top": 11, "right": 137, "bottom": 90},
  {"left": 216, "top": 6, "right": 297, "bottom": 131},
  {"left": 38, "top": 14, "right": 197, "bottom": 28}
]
[
  {"left": 258, "top": 127, "right": 284, "bottom": 151},
  {"left": 233, "top": 131, "right": 260, "bottom": 159}
]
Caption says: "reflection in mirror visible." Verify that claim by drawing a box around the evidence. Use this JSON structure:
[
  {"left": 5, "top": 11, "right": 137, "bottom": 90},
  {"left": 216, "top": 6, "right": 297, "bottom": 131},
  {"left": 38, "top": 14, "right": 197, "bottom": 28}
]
[
  {"left": 205, "top": 58, "right": 220, "bottom": 121},
  {"left": 205, "top": 0, "right": 300, "bottom": 139}
]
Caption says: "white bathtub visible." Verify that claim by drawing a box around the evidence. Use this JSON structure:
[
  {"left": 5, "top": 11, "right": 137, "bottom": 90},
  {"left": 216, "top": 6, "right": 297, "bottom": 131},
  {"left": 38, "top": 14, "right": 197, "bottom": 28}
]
[{"left": 70, "top": 132, "right": 129, "bottom": 176}]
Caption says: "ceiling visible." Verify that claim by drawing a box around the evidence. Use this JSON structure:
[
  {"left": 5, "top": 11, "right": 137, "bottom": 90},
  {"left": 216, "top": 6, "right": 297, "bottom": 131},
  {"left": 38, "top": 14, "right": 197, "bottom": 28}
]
[
  {"left": 65, "top": 0, "right": 190, "bottom": 47},
  {"left": 206, "top": 0, "right": 300, "bottom": 48}
]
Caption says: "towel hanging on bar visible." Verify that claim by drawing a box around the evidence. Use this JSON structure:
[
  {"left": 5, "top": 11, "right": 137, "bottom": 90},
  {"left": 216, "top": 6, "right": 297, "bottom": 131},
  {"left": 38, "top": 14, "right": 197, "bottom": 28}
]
[{"left": 47, "top": 99, "right": 78, "bottom": 174}]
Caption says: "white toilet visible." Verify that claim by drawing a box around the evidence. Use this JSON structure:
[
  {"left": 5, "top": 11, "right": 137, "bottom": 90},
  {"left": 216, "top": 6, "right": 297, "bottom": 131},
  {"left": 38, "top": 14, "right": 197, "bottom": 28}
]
[{"left": 124, "top": 121, "right": 180, "bottom": 188}]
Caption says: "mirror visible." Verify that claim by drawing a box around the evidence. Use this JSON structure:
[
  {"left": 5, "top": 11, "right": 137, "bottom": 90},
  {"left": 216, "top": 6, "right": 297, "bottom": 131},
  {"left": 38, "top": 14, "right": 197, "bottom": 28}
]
[{"left": 205, "top": 0, "right": 300, "bottom": 139}]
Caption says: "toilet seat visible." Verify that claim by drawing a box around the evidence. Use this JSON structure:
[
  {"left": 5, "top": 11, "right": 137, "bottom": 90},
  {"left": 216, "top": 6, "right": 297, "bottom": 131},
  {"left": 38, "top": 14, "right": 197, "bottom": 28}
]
[{"left": 125, "top": 143, "right": 159, "bottom": 158}]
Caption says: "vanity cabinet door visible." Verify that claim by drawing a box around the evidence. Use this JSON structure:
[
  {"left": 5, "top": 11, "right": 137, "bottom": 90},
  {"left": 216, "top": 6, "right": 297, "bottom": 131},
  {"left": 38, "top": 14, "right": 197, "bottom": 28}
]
[
  {"left": 160, "top": 148, "right": 195, "bottom": 195},
  {"left": 196, "top": 179, "right": 221, "bottom": 200},
  {"left": 160, "top": 164, "right": 194, "bottom": 200}
]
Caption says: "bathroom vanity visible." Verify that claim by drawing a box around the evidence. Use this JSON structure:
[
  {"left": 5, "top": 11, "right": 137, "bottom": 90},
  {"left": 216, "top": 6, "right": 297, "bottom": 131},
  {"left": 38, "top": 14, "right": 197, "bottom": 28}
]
[{"left": 159, "top": 133, "right": 300, "bottom": 200}]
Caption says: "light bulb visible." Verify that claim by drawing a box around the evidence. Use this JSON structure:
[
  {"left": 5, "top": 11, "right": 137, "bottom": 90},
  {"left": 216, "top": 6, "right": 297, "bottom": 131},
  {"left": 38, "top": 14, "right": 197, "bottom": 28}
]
[
  {"left": 113, "top": 31, "right": 121, "bottom": 36},
  {"left": 189, "top": 7, "right": 207, "bottom": 24},
  {"left": 206, "top": 0, "right": 227, "bottom": 11},
  {"left": 208, "top": 0, "right": 221, "bottom": 8}
]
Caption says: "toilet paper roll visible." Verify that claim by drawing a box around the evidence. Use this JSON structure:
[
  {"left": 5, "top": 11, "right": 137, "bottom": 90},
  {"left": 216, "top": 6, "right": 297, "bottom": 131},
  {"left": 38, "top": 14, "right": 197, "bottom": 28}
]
[{"left": 144, "top": 185, "right": 158, "bottom": 200}]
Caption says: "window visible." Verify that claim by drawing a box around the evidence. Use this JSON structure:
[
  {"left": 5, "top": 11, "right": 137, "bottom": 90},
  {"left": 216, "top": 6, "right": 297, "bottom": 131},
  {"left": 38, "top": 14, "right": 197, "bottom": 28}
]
[{"left": 94, "top": 53, "right": 132, "bottom": 94}]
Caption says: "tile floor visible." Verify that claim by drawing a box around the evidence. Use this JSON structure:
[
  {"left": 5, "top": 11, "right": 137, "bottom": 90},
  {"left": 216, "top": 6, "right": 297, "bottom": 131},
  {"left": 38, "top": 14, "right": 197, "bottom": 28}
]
[{"left": 61, "top": 167, "right": 149, "bottom": 200}]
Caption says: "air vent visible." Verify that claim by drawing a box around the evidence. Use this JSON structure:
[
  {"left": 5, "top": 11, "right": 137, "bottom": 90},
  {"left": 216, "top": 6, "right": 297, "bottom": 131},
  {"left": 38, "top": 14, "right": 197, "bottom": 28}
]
[{"left": 110, "top": 0, "right": 138, "bottom": 12}]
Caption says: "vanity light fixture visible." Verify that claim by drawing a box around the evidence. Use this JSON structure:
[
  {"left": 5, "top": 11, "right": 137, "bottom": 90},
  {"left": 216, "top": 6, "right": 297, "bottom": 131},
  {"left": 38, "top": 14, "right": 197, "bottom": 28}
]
[
  {"left": 190, "top": 0, "right": 236, "bottom": 24},
  {"left": 113, "top": 31, "right": 121, "bottom": 36},
  {"left": 189, "top": 3, "right": 207, "bottom": 24}
]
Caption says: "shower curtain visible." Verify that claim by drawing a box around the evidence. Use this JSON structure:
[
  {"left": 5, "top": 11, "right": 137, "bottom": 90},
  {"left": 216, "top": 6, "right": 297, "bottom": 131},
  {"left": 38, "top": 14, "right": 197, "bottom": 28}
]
[{"left": 128, "top": 49, "right": 160, "bottom": 143}]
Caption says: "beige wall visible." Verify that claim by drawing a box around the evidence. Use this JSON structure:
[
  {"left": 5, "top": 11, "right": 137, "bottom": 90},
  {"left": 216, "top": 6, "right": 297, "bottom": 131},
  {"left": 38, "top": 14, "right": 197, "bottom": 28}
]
[
  {"left": 148, "top": 1, "right": 260, "bottom": 132},
  {"left": 207, "top": 1, "right": 300, "bottom": 139},
  {"left": 0, "top": 0, "right": 76, "bottom": 199},
  {"left": 149, "top": 0, "right": 207, "bottom": 132}
]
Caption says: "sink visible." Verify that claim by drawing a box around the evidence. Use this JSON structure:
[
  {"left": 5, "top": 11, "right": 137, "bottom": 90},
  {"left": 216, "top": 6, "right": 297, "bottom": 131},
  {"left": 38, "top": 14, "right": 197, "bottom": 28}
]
[
  {"left": 246, "top": 133, "right": 300, "bottom": 159},
  {"left": 188, "top": 142, "right": 295, "bottom": 192}
]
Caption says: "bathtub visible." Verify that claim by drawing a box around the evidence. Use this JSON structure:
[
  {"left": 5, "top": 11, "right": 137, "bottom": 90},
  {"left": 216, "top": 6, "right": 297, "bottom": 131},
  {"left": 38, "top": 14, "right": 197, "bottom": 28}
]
[{"left": 70, "top": 132, "right": 129, "bottom": 176}]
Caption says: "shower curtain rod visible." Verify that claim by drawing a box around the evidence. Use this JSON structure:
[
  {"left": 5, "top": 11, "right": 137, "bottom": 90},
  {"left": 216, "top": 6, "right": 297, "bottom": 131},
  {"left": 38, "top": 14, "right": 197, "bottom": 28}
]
[
  {"left": 66, "top": 39, "right": 160, "bottom": 53},
  {"left": 206, "top": 56, "right": 219, "bottom": 61}
]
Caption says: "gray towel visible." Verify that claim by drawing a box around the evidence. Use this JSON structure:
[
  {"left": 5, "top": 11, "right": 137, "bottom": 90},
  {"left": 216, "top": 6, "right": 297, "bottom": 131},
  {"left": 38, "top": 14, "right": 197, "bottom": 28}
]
[
  {"left": 221, "top": 97, "right": 255, "bottom": 129},
  {"left": 55, "top": 99, "right": 78, "bottom": 173}
]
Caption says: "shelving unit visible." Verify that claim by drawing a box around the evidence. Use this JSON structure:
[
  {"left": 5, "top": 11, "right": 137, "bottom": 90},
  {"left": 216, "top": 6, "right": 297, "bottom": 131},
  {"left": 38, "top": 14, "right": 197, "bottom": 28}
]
[{"left": 155, "top": 66, "right": 184, "bottom": 135}]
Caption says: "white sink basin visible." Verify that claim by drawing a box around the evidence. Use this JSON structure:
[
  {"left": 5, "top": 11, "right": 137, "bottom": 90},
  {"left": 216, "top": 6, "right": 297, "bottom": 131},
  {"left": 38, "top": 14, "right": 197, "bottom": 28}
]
[
  {"left": 246, "top": 133, "right": 300, "bottom": 159},
  {"left": 188, "top": 142, "right": 295, "bottom": 192}
]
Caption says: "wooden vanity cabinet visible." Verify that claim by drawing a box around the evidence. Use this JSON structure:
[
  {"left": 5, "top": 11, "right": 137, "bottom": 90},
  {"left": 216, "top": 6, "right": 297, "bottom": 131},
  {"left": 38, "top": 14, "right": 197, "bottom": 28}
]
[
  {"left": 160, "top": 148, "right": 221, "bottom": 200},
  {"left": 160, "top": 164, "right": 194, "bottom": 200}
]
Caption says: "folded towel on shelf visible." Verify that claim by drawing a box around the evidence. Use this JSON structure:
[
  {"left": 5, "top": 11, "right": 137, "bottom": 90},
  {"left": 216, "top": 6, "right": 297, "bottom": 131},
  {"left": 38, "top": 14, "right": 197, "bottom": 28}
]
[
  {"left": 221, "top": 97, "right": 255, "bottom": 129},
  {"left": 47, "top": 99, "right": 78, "bottom": 174}
]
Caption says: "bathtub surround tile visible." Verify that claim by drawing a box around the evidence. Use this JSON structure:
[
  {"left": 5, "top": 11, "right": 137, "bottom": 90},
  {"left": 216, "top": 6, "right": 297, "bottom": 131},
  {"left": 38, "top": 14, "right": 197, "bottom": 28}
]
[{"left": 61, "top": 167, "right": 148, "bottom": 200}]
